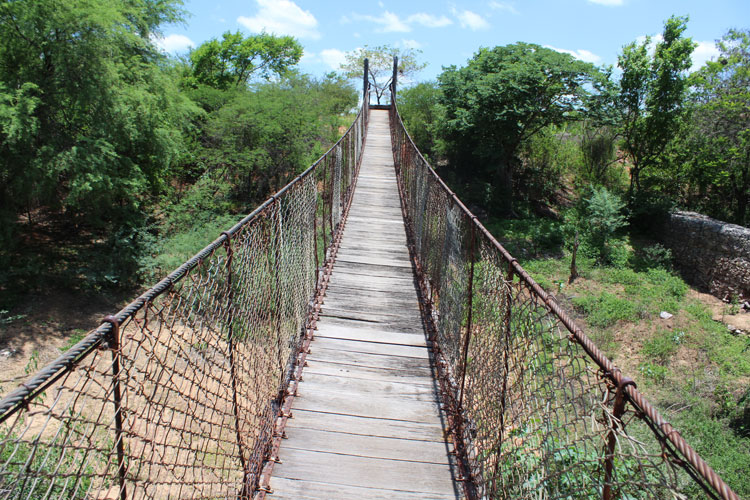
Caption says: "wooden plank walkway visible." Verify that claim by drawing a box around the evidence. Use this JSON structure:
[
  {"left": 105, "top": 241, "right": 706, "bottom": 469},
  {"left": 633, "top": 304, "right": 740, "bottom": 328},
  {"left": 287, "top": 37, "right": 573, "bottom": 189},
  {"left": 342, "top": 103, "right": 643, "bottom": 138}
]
[{"left": 267, "top": 110, "right": 461, "bottom": 499}]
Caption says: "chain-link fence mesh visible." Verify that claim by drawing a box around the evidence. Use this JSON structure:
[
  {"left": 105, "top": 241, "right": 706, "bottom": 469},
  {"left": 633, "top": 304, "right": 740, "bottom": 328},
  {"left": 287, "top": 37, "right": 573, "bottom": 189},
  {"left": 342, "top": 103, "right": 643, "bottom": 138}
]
[
  {"left": 0, "top": 93, "right": 369, "bottom": 500},
  {"left": 389, "top": 93, "right": 739, "bottom": 500}
]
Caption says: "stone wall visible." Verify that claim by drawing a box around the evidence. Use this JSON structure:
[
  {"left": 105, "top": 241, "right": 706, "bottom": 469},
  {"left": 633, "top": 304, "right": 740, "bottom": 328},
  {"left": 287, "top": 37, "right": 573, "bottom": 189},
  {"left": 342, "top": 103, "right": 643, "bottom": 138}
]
[{"left": 660, "top": 211, "right": 750, "bottom": 300}]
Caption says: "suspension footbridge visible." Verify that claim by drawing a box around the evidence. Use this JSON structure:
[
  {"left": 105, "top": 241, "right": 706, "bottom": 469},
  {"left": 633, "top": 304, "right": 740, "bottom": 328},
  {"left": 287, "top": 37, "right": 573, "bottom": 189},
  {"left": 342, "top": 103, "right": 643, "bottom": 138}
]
[{"left": 0, "top": 60, "right": 739, "bottom": 500}]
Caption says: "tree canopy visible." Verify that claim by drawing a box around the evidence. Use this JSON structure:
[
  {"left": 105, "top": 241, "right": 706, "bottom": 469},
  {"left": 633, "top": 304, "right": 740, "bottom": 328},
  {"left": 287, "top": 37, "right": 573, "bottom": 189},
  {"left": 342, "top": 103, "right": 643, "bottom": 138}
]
[
  {"left": 683, "top": 29, "right": 750, "bottom": 224},
  {"left": 0, "top": 0, "right": 197, "bottom": 281},
  {"left": 188, "top": 31, "right": 303, "bottom": 90},
  {"left": 437, "top": 43, "right": 596, "bottom": 214},
  {"left": 617, "top": 15, "right": 695, "bottom": 194}
]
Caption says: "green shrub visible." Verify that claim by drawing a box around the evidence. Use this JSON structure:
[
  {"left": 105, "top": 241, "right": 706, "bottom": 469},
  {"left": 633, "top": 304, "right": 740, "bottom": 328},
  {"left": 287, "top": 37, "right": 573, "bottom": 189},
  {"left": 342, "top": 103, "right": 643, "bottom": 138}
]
[
  {"left": 642, "top": 329, "right": 678, "bottom": 364},
  {"left": 572, "top": 292, "right": 642, "bottom": 328},
  {"left": 638, "top": 362, "right": 670, "bottom": 382}
]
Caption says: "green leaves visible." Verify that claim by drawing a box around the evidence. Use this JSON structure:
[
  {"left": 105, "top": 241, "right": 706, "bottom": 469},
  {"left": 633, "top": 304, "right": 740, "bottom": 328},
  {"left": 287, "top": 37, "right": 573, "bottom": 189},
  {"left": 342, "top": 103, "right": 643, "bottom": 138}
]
[
  {"left": 189, "top": 31, "right": 302, "bottom": 90},
  {"left": 436, "top": 43, "right": 598, "bottom": 214},
  {"left": 617, "top": 15, "right": 695, "bottom": 194},
  {"left": 683, "top": 29, "right": 750, "bottom": 224}
]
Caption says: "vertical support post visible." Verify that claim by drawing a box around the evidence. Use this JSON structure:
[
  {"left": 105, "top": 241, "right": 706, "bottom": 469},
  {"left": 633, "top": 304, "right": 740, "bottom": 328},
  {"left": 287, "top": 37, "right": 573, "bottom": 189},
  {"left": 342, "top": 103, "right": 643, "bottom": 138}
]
[
  {"left": 458, "top": 222, "right": 476, "bottom": 410},
  {"left": 392, "top": 56, "right": 398, "bottom": 106},
  {"left": 220, "top": 232, "right": 252, "bottom": 499},
  {"left": 313, "top": 204, "right": 320, "bottom": 289},
  {"left": 273, "top": 201, "right": 286, "bottom": 387},
  {"left": 102, "top": 315, "right": 127, "bottom": 500},
  {"left": 492, "top": 259, "right": 515, "bottom": 495},
  {"left": 603, "top": 377, "right": 636, "bottom": 500},
  {"left": 321, "top": 159, "right": 329, "bottom": 258},
  {"left": 363, "top": 57, "right": 369, "bottom": 105}
]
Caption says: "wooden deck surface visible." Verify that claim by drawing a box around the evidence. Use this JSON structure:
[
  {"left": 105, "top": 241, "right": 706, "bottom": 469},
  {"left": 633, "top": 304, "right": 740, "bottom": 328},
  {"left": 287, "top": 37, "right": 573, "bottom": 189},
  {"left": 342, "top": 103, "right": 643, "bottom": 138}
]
[{"left": 267, "top": 110, "right": 461, "bottom": 499}]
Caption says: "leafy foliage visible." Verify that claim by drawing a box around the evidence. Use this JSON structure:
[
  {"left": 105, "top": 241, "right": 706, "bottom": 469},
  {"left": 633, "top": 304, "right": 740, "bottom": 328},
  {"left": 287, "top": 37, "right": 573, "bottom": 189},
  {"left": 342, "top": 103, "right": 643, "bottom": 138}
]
[
  {"left": 437, "top": 43, "right": 596, "bottom": 214},
  {"left": 395, "top": 81, "right": 440, "bottom": 158},
  {"left": 682, "top": 29, "right": 750, "bottom": 225},
  {"left": 188, "top": 31, "right": 303, "bottom": 90},
  {"left": 617, "top": 15, "right": 695, "bottom": 195},
  {"left": 0, "top": 0, "right": 198, "bottom": 286}
]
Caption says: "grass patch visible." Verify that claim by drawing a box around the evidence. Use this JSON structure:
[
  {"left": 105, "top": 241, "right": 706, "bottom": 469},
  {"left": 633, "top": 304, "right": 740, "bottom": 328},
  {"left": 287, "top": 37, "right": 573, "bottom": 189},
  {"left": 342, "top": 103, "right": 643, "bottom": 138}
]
[
  {"left": 642, "top": 328, "right": 680, "bottom": 364},
  {"left": 62, "top": 329, "right": 88, "bottom": 352},
  {"left": 572, "top": 292, "right": 643, "bottom": 328}
]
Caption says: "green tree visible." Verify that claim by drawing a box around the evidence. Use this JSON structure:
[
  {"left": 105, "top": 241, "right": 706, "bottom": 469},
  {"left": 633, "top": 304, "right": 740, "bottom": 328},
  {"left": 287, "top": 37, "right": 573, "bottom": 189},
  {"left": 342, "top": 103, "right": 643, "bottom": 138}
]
[
  {"left": 437, "top": 43, "right": 596, "bottom": 215},
  {"left": 340, "top": 45, "right": 426, "bottom": 105},
  {"left": 685, "top": 29, "right": 750, "bottom": 225},
  {"left": 617, "top": 15, "right": 695, "bottom": 195},
  {"left": 395, "top": 81, "right": 440, "bottom": 157},
  {"left": 183, "top": 72, "right": 357, "bottom": 207},
  {"left": 188, "top": 31, "right": 302, "bottom": 90},
  {"left": 0, "top": 0, "right": 197, "bottom": 285}
]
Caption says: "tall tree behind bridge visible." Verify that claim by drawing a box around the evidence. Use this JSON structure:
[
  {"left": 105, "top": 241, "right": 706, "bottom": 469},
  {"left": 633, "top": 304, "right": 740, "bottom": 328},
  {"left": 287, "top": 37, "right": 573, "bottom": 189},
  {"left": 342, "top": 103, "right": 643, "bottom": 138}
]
[
  {"left": 437, "top": 43, "right": 596, "bottom": 215},
  {"left": 0, "top": 0, "right": 197, "bottom": 284},
  {"left": 617, "top": 15, "right": 695, "bottom": 197}
]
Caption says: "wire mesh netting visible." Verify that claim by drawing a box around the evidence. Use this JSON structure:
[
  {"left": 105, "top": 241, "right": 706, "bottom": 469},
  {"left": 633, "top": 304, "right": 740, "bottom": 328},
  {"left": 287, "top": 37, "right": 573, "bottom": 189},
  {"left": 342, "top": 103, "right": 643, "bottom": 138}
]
[
  {"left": 0, "top": 94, "right": 369, "bottom": 500},
  {"left": 389, "top": 93, "right": 739, "bottom": 500}
]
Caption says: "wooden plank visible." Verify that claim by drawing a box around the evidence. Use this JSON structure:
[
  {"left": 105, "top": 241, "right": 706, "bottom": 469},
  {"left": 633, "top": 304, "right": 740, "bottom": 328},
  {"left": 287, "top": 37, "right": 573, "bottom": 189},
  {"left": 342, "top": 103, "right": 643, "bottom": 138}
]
[
  {"left": 327, "top": 271, "right": 415, "bottom": 286},
  {"left": 269, "top": 477, "right": 458, "bottom": 500},
  {"left": 282, "top": 427, "right": 451, "bottom": 463},
  {"left": 330, "top": 261, "right": 414, "bottom": 278},
  {"left": 318, "top": 307, "right": 424, "bottom": 329},
  {"left": 322, "top": 295, "right": 422, "bottom": 314},
  {"left": 271, "top": 448, "right": 457, "bottom": 496},
  {"left": 314, "top": 322, "right": 428, "bottom": 346},
  {"left": 288, "top": 409, "right": 445, "bottom": 442},
  {"left": 303, "top": 359, "right": 434, "bottom": 386},
  {"left": 319, "top": 312, "right": 425, "bottom": 334},
  {"left": 310, "top": 337, "right": 429, "bottom": 359},
  {"left": 293, "top": 385, "right": 441, "bottom": 422},
  {"left": 334, "top": 254, "right": 413, "bottom": 268},
  {"left": 296, "top": 372, "right": 439, "bottom": 401},
  {"left": 324, "top": 284, "right": 418, "bottom": 300}
]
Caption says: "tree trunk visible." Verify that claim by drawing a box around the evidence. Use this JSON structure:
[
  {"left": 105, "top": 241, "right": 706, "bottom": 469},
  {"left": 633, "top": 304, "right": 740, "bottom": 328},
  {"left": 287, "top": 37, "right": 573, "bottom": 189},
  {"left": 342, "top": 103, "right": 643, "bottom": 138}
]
[
  {"left": 492, "top": 157, "right": 515, "bottom": 217},
  {"left": 569, "top": 231, "right": 580, "bottom": 284}
]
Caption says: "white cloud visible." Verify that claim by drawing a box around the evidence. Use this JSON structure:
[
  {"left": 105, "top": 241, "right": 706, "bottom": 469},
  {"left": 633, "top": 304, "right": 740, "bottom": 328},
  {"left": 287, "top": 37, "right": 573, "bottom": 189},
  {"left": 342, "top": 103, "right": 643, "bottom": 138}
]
[
  {"left": 152, "top": 34, "right": 194, "bottom": 54},
  {"left": 401, "top": 39, "right": 423, "bottom": 50},
  {"left": 407, "top": 13, "right": 453, "bottom": 28},
  {"left": 352, "top": 10, "right": 453, "bottom": 32},
  {"left": 238, "top": 0, "right": 320, "bottom": 40},
  {"left": 319, "top": 48, "right": 349, "bottom": 70},
  {"left": 544, "top": 45, "right": 602, "bottom": 64},
  {"left": 453, "top": 9, "right": 490, "bottom": 31},
  {"left": 691, "top": 40, "right": 720, "bottom": 72},
  {"left": 353, "top": 11, "right": 410, "bottom": 32},
  {"left": 588, "top": 0, "right": 625, "bottom": 5},
  {"left": 488, "top": 1, "right": 519, "bottom": 14}
]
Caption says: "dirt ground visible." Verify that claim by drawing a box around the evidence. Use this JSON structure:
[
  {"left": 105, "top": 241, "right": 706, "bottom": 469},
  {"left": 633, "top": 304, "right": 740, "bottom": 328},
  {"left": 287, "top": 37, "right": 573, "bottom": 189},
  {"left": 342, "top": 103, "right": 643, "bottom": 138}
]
[{"left": 0, "top": 292, "right": 124, "bottom": 394}]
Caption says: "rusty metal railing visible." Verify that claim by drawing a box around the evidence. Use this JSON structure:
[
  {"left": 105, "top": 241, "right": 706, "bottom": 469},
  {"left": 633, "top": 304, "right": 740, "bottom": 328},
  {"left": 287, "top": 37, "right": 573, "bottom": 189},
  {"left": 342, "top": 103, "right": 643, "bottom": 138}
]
[
  {"left": 0, "top": 76, "right": 370, "bottom": 499},
  {"left": 388, "top": 74, "right": 739, "bottom": 499}
]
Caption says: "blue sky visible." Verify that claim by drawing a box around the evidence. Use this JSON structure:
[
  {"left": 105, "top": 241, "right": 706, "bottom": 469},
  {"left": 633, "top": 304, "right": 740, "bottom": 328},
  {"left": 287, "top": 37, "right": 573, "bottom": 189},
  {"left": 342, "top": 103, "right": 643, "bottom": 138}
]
[{"left": 155, "top": 0, "right": 750, "bottom": 81}]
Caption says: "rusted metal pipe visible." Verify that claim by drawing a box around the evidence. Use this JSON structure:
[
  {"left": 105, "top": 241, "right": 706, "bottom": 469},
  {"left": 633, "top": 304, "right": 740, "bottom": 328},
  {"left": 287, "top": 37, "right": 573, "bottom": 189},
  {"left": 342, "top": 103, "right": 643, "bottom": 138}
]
[{"left": 102, "top": 315, "right": 127, "bottom": 500}]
